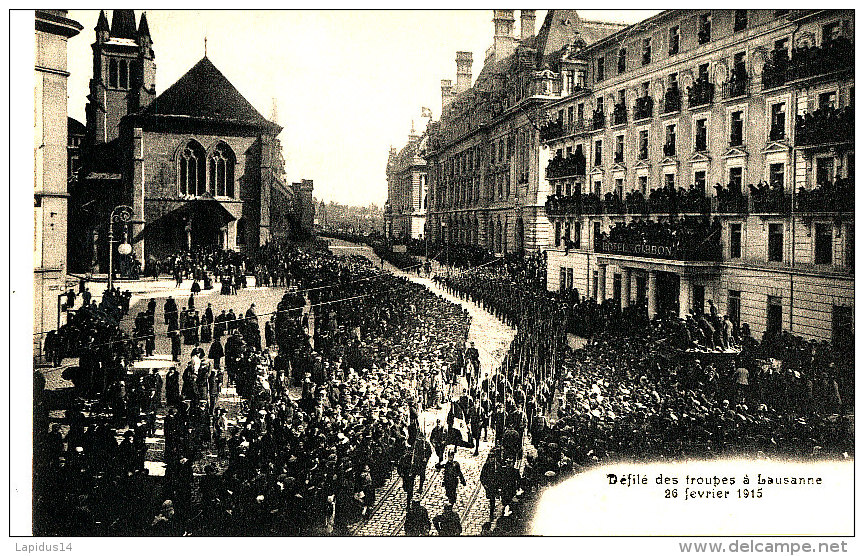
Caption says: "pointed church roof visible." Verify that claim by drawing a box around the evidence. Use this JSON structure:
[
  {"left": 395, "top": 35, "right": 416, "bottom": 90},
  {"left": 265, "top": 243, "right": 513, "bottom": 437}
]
[
  {"left": 110, "top": 9, "right": 137, "bottom": 39},
  {"left": 139, "top": 56, "right": 280, "bottom": 132},
  {"left": 96, "top": 10, "right": 109, "bottom": 32},
  {"left": 137, "top": 11, "right": 151, "bottom": 39}
]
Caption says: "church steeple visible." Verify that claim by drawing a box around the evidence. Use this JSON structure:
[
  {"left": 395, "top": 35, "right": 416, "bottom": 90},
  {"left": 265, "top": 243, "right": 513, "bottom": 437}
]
[
  {"left": 86, "top": 9, "right": 156, "bottom": 144},
  {"left": 95, "top": 10, "right": 109, "bottom": 43},
  {"left": 137, "top": 11, "right": 151, "bottom": 41},
  {"left": 110, "top": 9, "right": 137, "bottom": 39}
]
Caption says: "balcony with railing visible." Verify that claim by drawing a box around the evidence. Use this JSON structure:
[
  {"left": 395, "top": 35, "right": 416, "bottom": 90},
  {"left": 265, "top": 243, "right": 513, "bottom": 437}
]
[
  {"left": 612, "top": 103, "right": 628, "bottom": 126},
  {"left": 795, "top": 106, "right": 854, "bottom": 147},
  {"left": 749, "top": 184, "right": 791, "bottom": 214},
  {"left": 595, "top": 218, "right": 722, "bottom": 262},
  {"left": 540, "top": 118, "right": 564, "bottom": 142},
  {"left": 591, "top": 109, "right": 606, "bottom": 130},
  {"left": 722, "top": 72, "right": 750, "bottom": 99},
  {"left": 634, "top": 95, "right": 654, "bottom": 120},
  {"left": 545, "top": 193, "right": 602, "bottom": 216},
  {"left": 661, "top": 88, "right": 681, "bottom": 114},
  {"left": 795, "top": 176, "right": 854, "bottom": 213},
  {"left": 688, "top": 79, "right": 714, "bottom": 108},
  {"left": 546, "top": 151, "right": 587, "bottom": 179},
  {"left": 762, "top": 38, "right": 854, "bottom": 88},
  {"left": 714, "top": 184, "right": 748, "bottom": 213}
]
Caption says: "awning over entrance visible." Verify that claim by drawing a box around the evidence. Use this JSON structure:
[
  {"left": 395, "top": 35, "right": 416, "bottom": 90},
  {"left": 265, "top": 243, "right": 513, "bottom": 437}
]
[{"left": 133, "top": 198, "right": 237, "bottom": 243}]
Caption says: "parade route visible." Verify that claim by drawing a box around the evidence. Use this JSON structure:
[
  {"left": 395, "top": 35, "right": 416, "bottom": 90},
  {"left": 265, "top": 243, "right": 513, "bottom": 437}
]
[{"left": 330, "top": 239, "right": 518, "bottom": 535}]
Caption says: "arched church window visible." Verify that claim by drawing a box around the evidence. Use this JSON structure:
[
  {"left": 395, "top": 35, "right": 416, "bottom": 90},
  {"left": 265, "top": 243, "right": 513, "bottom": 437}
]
[
  {"left": 109, "top": 58, "right": 118, "bottom": 88},
  {"left": 209, "top": 143, "right": 236, "bottom": 197},
  {"left": 179, "top": 140, "right": 206, "bottom": 196},
  {"left": 119, "top": 59, "right": 128, "bottom": 89}
]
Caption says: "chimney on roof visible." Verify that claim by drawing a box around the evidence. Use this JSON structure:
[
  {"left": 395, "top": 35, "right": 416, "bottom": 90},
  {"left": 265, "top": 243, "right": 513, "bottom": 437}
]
[
  {"left": 493, "top": 10, "right": 516, "bottom": 61},
  {"left": 455, "top": 51, "right": 473, "bottom": 94},
  {"left": 441, "top": 79, "right": 455, "bottom": 111},
  {"left": 520, "top": 10, "right": 536, "bottom": 40}
]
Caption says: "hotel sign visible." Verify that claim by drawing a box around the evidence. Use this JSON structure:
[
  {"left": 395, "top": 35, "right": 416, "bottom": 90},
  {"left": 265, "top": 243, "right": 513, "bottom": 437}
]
[{"left": 598, "top": 241, "right": 676, "bottom": 258}]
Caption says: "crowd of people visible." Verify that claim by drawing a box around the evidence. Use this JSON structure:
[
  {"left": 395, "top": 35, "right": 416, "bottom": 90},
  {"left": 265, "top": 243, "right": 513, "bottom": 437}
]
[
  {"left": 34, "top": 231, "right": 855, "bottom": 536},
  {"left": 597, "top": 218, "right": 722, "bottom": 261}
]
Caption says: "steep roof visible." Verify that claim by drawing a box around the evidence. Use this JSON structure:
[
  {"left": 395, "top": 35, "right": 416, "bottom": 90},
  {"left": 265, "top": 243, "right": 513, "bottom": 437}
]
[
  {"left": 110, "top": 9, "right": 137, "bottom": 39},
  {"left": 139, "top": 56, "right": 280, "bottom": 132}
]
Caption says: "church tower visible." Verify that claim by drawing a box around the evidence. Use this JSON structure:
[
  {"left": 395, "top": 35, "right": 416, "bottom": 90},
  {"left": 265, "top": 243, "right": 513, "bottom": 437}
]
[{"left": 85, "top": 10, "right": 156, "bottom": 144}]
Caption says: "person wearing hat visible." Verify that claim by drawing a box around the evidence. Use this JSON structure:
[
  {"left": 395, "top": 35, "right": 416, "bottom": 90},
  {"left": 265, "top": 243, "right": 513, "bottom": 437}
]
[
  {"left": 432, "top": 502, "right": 462, "bottom": 536},
  {"left": 404, "top": 499, "right": 431, "bottom": 536},
  {"left": 441, "top": 446, "right": 466, "bottom": 506}
]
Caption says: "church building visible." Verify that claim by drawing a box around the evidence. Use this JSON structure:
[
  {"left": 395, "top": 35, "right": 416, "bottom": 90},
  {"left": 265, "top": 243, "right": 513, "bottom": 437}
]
[{"left": 69, "top": 10, "right": 312, "bottom": 272}]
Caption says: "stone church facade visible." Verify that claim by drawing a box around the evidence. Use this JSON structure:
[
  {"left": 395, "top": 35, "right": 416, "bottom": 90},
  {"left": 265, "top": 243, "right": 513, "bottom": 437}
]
[{"left": 69, "top": 10, "right": 312, "bottom": 272}]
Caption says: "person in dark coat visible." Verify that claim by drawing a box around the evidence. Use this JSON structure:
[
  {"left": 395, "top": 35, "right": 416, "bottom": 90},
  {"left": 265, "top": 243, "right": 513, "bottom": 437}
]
[
  {"left": 480, "top": 449, "right": 502, "bottom": 521},
  {"left": 430, "top": 419, "right": 446, "bottom": 464},
  {"left": 433, "top": 503, "right": 462, "bottom": 536},
  {"left": 209, "top": 338, "right": 224, "bottom": 370},
  {"left": 170, "top": 330, "right": 181, "bottom": 362},
  {"left": 404, "top": 500, "right": 431, "bottom": 536},
  {"left": 441, "top": 447, "right": 466, "bottom": 505},
  {"left": 165, "top": 367, "right": 180, "bottom": 407},
  {"left": 201, "top": 304, "right": 213, "bottom": 343}
]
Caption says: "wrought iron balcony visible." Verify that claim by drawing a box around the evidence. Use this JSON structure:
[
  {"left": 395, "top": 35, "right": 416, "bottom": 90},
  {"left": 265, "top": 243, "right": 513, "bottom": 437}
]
[
  {"left": 661, "top": 88, "right": 681, "bottom": 113},
  {"left": 612, "top": 103, "right": 628, "bottom": 126},
  {"left": 715, "top": 188, "right": 749, "bottom": 213},
  {"left": 591, "top": 109, "right": 606, "bottom": 130},
  {"left": 795, "top": 179, "right": 854, "bottom": 213},
  {"left": 539, "top": 118, "right": 564, "bottom": 142},
  {"left": 795, "top": 106, "right": 853, "bottom": 147},
  {"left": 545, "top": 193, "right": 603, "bottom": 216},
  {"left": 595, "top": 223, "right": 722, "bottom": 262},
  {"left": 634, "top": 96, "right": 654, "bottom": 120},
  {"left": 722, "top": 74, "right": 750, "bottom": 99},
  {"left": 546, "top": 152, "right": 587, "bottom": 179},
  {"left": 749, "top": 186, "right": 791, "bottom": 214},
  {"left": 688, "top": 79, "right": 714, "bottom": 107}
]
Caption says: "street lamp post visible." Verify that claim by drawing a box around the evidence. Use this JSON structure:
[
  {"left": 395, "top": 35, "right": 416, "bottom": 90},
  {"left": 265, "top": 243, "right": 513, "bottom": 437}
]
[{"left": 108, "top": 205, "right": 134, "bottom": 291}]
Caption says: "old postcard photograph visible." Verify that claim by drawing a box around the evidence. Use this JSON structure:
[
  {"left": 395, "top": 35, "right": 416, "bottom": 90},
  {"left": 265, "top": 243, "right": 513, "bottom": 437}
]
[{"left": 13, "top": 7, "right": 857, "bottom": 549}]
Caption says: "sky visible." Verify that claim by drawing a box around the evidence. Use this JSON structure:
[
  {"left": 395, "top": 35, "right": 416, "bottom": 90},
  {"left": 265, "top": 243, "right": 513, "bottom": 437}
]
[{"left": 66, "top": 10, "right": 659, "bottom": 206}]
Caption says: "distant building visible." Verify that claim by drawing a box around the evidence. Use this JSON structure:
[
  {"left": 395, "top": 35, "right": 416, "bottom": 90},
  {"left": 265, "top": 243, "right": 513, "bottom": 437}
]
[
  {"left": 425, "top": 10, "right": 625, "bottom": 254},
  {"left": 540, "top": 9, "right": 853, "bottom": 343},
  {"left": 69, "top": 10, "right": 312, "bottom": 272},
  {"left": 385, "top": 123, "right": 428, "bottom": 240},
  {"left": 35, "top": 10, "right": 82, "bottom": 359}
]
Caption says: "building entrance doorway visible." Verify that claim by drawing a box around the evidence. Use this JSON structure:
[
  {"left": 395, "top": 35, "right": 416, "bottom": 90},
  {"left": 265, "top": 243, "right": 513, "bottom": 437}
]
[{"left": 656, "top": 271, "right": 680, "bottom": 317}]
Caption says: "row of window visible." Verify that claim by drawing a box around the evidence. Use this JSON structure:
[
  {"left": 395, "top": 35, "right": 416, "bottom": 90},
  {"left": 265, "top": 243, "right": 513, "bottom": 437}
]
[
  {"left": 107, "top": 57, "right": 138, "bottom": 90},
  {"left": 595, "top": 12, "right": 841, "bottom": 83},
  {"left": 178, "top": 140, "right": 236, "bottom": 198}
]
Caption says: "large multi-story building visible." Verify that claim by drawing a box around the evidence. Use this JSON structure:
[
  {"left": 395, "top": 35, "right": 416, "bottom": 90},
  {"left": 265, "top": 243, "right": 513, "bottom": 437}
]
[
  {"left": 385, "top": 123, "right": 428, "bottom": 240},
  {"left": 35, "top": 10, "right": 82, "bottom": 360},
  {"left": 425, "top": 10, "right": 626, "bottom": 254},
  {"left": 540, "top": 9, "right": 853, "bottom": 342}
]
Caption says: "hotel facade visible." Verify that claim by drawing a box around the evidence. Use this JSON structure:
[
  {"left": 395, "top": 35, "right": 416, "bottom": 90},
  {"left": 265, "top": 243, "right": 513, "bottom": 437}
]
[{"left": 539, "top": 9, "right": 853, "bottom": 342}]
